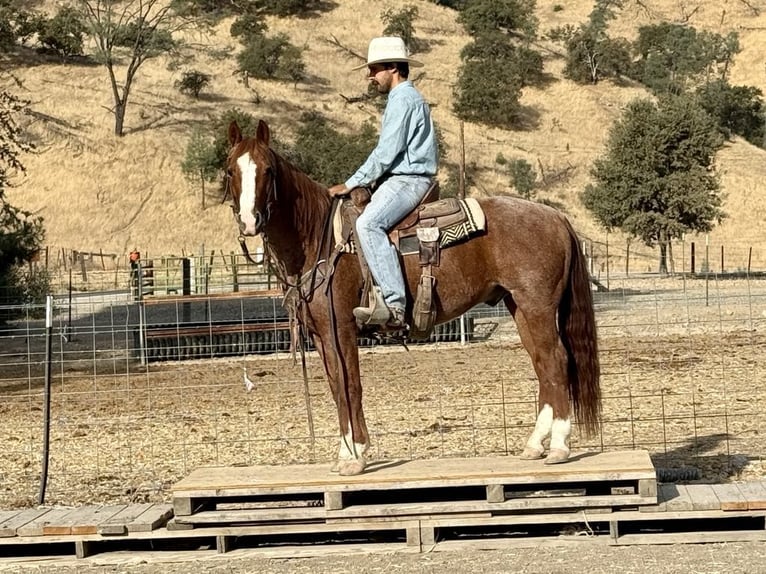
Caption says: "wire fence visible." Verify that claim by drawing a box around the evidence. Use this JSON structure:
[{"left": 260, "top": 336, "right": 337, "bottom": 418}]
[{"left": 1, "top": 267, "right": 765, "bottom": 508}]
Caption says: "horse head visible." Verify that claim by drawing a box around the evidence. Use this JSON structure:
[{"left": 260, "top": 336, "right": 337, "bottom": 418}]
[{"left": 226, "top": 119, "right": 276, "bottom": 237}]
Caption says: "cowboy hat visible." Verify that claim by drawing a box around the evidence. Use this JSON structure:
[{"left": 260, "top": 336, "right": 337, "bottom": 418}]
[{"left": 352, "top": 36, "right": 423, "bottom": 71}]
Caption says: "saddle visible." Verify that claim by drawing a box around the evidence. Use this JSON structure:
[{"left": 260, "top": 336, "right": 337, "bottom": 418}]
[{"left": 333, "top": 181, "right": 486, "bottom": 340}]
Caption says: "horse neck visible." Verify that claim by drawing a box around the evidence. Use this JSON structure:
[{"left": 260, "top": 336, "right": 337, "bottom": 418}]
[{"left": 265, "top": 155, "right": 332, "bottom": 276}]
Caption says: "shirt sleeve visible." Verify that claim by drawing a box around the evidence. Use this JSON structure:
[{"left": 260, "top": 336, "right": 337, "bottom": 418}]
[{"left": 345, "top": 94, "right": 413, "bottom": 189}]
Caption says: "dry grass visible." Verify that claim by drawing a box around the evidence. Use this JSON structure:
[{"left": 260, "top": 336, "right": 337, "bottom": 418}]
[{"left": 4, "top": 0, "right": 766, "bottom": 267}]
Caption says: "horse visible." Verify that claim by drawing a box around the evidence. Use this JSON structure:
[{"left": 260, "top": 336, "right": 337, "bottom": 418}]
[{"left": 225, "top": 119, "right": 601, "bottom": 476}]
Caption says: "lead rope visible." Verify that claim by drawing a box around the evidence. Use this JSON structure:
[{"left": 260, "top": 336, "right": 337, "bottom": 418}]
[{"left": 297, "top": 303, "right": 316, "bottom": 460}]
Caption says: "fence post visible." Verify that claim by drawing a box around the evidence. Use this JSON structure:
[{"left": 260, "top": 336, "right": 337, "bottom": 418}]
[
  {"left": 232, "top": 253, "right": 239, "bottom": 292},
  {"left": 79, "top": 252, "right": 87, "bottom": 283},
  {"left": 691, "top": 242, "right": 695, "bottom": 275},
  {"left": 182, "top": 258, "right": 191, "bottom": 325},
  {"left": 720, "top": 245, "right": 724, "bottom": 274}
]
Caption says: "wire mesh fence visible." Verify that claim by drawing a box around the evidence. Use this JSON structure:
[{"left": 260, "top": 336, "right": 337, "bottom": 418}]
[{"left": 1, "top": 266, "right": 765, "bottom": 508}]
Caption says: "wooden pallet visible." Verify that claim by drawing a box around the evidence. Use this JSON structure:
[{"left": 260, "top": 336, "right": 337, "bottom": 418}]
[
  {"left": 0, "top": 503, "right": 173, "bottom": 558},
  {"left": 171, "top": 450, "right": 658, "bottom": 522},
  {"left": 168, "top": 450, "right": 658, "bottom": 552}
]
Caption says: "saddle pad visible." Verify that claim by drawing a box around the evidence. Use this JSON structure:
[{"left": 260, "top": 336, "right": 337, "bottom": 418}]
[{"left": 439, "top": 197, "right": 485, "bottom": 247}]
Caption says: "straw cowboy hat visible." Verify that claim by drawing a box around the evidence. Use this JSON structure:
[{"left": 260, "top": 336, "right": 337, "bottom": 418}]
[{"left": 352, "top": 36, "right": 423, "bottom": 71}]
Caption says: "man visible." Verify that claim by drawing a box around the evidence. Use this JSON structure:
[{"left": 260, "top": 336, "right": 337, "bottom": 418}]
[{"left": 328, "top": 36, "right": 439, "bottom": 329}]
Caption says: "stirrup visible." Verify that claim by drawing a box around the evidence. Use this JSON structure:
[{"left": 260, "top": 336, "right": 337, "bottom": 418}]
[{"left": 353, "top": 287, "right": 391, "bottom": 326}]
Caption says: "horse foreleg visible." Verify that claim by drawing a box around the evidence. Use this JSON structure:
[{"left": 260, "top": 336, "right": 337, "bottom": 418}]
[
  {"left": 313, "top": 331, "right": 369, "bottom": 475},
  {"left": 511, "top": 303, "right": 572, "bottom": 464}
]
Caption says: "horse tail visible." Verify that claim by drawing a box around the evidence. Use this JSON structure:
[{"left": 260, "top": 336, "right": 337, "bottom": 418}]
[{"left": 559, "top": 218, "right": 601, "bottom": 436}]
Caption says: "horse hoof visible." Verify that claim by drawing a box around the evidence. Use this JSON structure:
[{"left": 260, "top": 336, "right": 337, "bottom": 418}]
[
  {"left": 519, "top": 447, "right": 545, "bottom": 460},
  {"left": 338, "top": 459, "right": 366, "bottom": 476},
  {"left": 544, "top": 449, "right": 570, "bottom": 465}
]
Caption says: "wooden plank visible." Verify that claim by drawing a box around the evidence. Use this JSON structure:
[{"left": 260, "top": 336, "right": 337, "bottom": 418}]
[
  {"left": 734, "top": 482, "right": 766, "bottom": 510},
  {"left": 143, "top": 289, "right": 284, "bottom": 305},
  {"left": 42, "top": 506, "right": 119, "bottom": 536},
  {"left": 685, "top": 484, "right": 721, "bottom": 511},
  {"left": 98, "top": 503, "right": 152, "bottom": 535},
  {"left": 127, "top": 503, "right": 173, "bottom": 532},
  {"left": 174, "top": 506, "right": 326, "bottom": 524},
  {"left": 0, "top": 511, "right": 21, "bottom": 528},
  {"left": 165, "top": 518, "right": 194, "bottom": 531},
  {"left": 172, "top": 451, "right": 655, "bottom": 498},
  {"left": 70, "top": 505, "right": 126, "bottom": 535},
  {"left": 0, "top": 508, "right": 51, "bottom": 538},
  {"left": 615, "top": 530, "right": 766, "bottom": 546},
  {"left": 16, "top": 508, "right": 75, "bottom": 537},
  {"left": 659, "top": 484, "right": 693, "bottom": 512},
  {"left": 713, "top": 483, "right": 749, "bottom": 511}
]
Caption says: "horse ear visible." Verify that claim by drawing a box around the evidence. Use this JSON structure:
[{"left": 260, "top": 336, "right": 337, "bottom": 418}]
[
  {"left": 256, "top": 120, "right": 270, "bottom": 146},
  {"left": 228, "top": 121, "right": 243, "bottom": 146}
]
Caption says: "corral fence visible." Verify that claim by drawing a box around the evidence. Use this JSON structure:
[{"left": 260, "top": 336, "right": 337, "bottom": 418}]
[{"left": 1, "top": 251, "right": 765, "bottom": 508}]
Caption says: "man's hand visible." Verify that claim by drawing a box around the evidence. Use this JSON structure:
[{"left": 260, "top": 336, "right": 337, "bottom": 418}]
[{"left": 328, "top": 184, "right": 349, "bottom": 197}]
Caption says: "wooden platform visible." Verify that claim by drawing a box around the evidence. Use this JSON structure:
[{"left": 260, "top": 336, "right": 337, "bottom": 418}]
[
  {"left": 2, "top": 452, "right": 766, "bottom": 561},
  {"left": 171, "top": 450, "right": 658, "bottom": 517}
]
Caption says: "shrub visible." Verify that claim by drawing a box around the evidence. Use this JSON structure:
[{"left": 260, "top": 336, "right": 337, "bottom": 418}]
[
  {"left": 237, "top": 33, "right": 305, "bottom": 82},
  {"left": 176, "top": 70, "right": 212, "bottom": 98},
  {"left": 36, "top": 6, "right": 85, "bottom": 58}
]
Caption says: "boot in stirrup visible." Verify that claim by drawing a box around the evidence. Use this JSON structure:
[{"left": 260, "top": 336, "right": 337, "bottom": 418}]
[{"left": 353, "top": 287, "right": 406, "bottom": 329}]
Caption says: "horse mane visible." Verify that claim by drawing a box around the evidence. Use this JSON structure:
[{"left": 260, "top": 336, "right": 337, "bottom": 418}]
[{"left": 271, "top": 150, "right": 332, "bottom": 248}]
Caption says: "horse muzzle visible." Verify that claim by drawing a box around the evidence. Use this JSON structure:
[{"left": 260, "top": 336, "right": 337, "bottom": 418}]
[{"left": 238, "top": 210, "right": 265, "bottom": 236}]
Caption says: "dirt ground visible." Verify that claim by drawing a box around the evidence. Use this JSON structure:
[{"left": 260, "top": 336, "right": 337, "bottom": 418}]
[{"left": 1, "top": 541, "right": 766, "bottom": 573}]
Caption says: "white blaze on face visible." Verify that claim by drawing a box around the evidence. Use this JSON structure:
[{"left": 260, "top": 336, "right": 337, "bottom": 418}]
[{"left": 237, "top": 153, "right": 258, "bottom": 235}]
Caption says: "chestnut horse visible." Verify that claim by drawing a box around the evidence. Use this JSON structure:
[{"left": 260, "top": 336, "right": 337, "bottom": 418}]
[{"left": 226, "top": 120, "right": 601, "bottom": 476}]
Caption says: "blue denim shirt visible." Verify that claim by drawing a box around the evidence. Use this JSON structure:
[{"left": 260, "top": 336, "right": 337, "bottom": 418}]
[{"left": 345, "top": 81, "right": 438, "bottom": 189}]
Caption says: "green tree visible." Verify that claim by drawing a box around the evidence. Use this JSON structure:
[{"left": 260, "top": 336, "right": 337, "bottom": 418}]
[
  {"left": 182, "top": 108, "right": 260, "bottom": 206},
  {"left": 458, "top": 0, "right": 538, "bottom": 38},
  {"left": 181, "top": 127, "right": 219, "bottom": 209},
  {"left": 454, "top": 33, "right": 540, "bottom": 128},
  {"left": 497, "top": 154, "right": 536, "bottom": 199},
  {"left": 0, "top": 2, "right": 45, "bottom": 50},
  {"left": 76, "top": 0, "right": 195, "bottom": 136},
  {"left": 37, "top": 5, "right": 86, "bottom": 57},
  {"left": 284, "top": 112, "right": 378, "bottom": 186},
  {"left": 695, "top": 80, "right": 765, "bottom": 147},
  {"left": 381, "top": 5, "right": 421, "bottom": 53},
  {"left": 631, "top": 23, "right": 740, "bottom": 95},
  {"left": 0, "top": 88, "right": 46, "bottom": 313},
  {"left": 236, "top": 32, "right": 305, "bottom": 83},
  {"left": 230, "top": 11, "right": 267, "bottom": 41},
  {"left": 582, "top": 96, "right": 725, "bottom": 273},
  {"left": 548, "top": 0, "right": 631, "bottom": 84}
]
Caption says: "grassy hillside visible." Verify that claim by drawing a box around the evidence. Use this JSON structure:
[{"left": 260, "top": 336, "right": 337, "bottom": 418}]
[{"left": 5, "top": 0, "right": 766, "bottom": 272}]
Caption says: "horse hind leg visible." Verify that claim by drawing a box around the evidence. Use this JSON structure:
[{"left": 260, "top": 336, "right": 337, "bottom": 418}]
[{"left": 507, "top": 297, "right": 572, "bottom": 465}]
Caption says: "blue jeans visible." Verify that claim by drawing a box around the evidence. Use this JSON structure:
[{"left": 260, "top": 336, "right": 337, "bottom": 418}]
[{"left": 355, "top": 175, "right": 432, "bottom": 312}]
